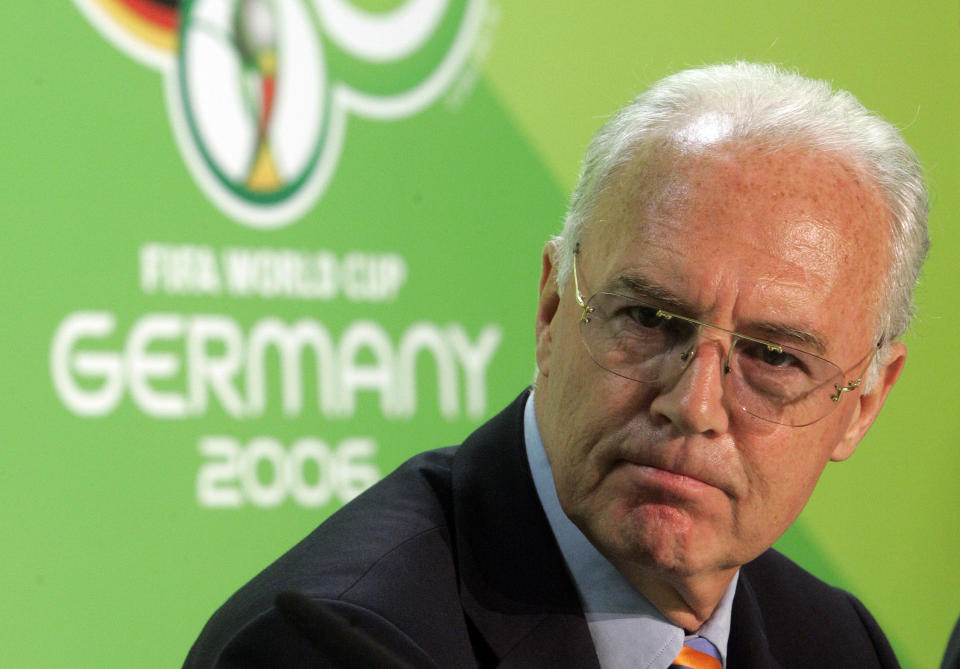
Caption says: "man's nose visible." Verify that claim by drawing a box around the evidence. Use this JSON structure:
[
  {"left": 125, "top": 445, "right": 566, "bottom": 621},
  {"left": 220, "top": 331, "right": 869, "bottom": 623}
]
[{"left": 649, "top": 339, "right": 730, "bottom": 436}]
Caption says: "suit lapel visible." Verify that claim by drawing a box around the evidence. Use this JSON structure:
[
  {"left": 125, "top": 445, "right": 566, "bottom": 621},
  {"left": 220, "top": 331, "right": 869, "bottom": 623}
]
[
  {"left": 451, "top": 391, "right": 601, "bottom": 668},
  {"left": 727, "top": 568, "right": 784, "bottom": 669}
]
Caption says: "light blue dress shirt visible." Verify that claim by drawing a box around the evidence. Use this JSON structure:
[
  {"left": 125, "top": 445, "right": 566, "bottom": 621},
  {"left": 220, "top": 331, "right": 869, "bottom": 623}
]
[{"left": 523, "top": 393, "right": 738, "bottom": 669}]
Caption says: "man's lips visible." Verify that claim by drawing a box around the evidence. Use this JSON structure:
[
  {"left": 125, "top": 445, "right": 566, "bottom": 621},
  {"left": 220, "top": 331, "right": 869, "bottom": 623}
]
[{"left": 614, "top": 459, "right": 718, "bottom": 495}]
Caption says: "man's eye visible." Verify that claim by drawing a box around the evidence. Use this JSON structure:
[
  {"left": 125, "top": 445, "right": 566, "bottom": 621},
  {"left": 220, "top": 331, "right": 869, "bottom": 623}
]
[
  {"left": 626, "top": 305, "right": 664, "bottom": 329},
  {"left": 756, "top": 346, "right": 798, "bottom": 368}
]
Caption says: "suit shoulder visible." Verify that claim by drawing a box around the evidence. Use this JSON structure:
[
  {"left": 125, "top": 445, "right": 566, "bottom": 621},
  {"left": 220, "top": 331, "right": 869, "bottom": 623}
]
[
  {"left": 741, "top": 549, "right": 899, "bottom": 667},
  {"left": 200, "top": 597, "right": 444, "bottom": 669},
  {"left": 275, "top": 446, "right": 459, "bottom": 592},
  {"left": 743, "top": 548, "right": 863, "bottom": 609},
  {"left": 185, "top": 447, "right": 462, "bottom": 668}
]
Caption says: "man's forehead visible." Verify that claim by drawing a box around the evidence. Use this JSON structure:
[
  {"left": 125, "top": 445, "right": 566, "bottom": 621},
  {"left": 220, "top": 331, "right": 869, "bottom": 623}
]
[
  {"left": 602, "top": 140, "right": 873, "bottom": 211},
  {"left": 579, "top": 141, "right": 890, "bottom": 352},
  {"left": 588, "top": 140, "right": 887, "bottom": 270}
]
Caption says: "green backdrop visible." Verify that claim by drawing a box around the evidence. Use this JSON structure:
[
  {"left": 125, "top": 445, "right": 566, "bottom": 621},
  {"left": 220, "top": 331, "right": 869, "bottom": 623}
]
[{"left": 1, "top": 1, "right": 957, "bottom": 666}]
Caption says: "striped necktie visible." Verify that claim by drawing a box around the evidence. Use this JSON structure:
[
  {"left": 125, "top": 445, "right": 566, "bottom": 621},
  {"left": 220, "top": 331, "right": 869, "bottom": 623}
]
[{"left": 669, "top": 636, "right": 723, "bottom": 669}]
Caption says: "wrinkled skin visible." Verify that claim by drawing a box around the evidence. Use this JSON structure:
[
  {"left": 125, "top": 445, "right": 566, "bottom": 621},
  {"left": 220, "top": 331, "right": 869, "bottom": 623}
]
[{"left": 534, "top": 141, "right": 906, "bottom": 630}]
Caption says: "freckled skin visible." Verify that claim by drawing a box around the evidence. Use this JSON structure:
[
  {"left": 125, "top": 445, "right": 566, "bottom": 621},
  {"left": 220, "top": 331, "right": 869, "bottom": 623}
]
[{"left": 534, "top": 141, "right": 906, "bottom": 630}]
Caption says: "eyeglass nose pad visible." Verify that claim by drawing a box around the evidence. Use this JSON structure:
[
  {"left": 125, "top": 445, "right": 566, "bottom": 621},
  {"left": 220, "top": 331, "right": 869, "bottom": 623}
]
[
  {"left": 677, "top": 329, "right": 736, "bottom": 375},
  {"left": 677, "top": 323, "right": 703, "bottom": 365}
]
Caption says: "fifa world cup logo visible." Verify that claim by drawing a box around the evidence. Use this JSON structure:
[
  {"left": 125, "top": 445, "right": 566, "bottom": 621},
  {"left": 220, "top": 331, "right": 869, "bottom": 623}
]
[
  {"left": 75, "top": 0, "right": 487, "bottom": 227},
  {"left": 235, "top": 0, "right": 280, "bottom": 192}
]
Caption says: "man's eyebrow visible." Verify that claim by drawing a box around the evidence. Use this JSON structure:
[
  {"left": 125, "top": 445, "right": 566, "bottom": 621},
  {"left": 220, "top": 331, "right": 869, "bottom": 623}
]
[
  {"left": 608, "top": 274, "right": 829, "bottom": 355},
  {"left": 750, "top": 323, "right": 828, "bottom": 355},
  {"left": 608, "top": 274, "right": 696, "bottom": 313}
]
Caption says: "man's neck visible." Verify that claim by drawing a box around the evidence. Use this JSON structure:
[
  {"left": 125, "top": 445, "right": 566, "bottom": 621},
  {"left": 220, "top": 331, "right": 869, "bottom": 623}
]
[{"left": 611, "top": 559, "right": 739, "bottom": 632}]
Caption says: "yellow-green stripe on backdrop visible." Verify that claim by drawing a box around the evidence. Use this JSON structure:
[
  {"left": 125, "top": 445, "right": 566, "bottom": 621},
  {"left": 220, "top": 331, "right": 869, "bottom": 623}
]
[{"left": 0, "top": 1, "right": 956, "bottom": 667}]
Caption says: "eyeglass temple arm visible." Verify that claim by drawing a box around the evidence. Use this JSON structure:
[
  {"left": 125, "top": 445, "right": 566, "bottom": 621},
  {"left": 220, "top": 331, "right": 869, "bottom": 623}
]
[
  {"left": 830, "top": 340, "right": 883, "bottom": 402},
  {"left": 572, "top": 244, "right": 591, "bottom": 320},
  {"left": 830, "top": 378, "right": 862, "bottom": 402}
]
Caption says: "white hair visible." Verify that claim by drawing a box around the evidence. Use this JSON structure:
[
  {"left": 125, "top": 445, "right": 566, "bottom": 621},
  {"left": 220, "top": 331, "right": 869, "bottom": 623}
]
[{"left": 553, "top": 62, "right": 929, "bottom": 389}]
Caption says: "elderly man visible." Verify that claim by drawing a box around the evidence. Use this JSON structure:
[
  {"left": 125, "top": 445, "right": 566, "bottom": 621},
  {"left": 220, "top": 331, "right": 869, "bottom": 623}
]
[{"left": 185, "top": 63, "right": 928, "bottom": 668}]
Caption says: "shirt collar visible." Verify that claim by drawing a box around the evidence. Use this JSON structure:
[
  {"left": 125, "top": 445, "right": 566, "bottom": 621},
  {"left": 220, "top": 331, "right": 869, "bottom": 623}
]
[{"left": 523, "top": 391, "right": 737, "bottom": 668}]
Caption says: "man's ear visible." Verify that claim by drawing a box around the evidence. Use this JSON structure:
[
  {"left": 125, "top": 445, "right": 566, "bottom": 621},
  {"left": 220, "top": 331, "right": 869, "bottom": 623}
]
[
  {"left": 831, "top": 341, "right": 907, "bottom": 462},
  {"left": 535, "top": 242, "right": 561, "bottom": 377}
]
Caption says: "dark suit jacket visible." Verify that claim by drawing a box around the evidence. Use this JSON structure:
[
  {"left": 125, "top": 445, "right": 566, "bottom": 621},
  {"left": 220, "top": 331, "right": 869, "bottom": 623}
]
[
  {"left": 184, "top": 391, "right": 900, "bottom": 668},
  {"left": 943, "top": 616, "right": 960, "bottom": 669}
]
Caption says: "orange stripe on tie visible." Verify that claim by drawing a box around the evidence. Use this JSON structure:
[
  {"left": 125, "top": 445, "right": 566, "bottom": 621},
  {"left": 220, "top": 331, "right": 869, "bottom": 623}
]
[{"left": 670, "top": 644, "right": 723, "bottom": 669}]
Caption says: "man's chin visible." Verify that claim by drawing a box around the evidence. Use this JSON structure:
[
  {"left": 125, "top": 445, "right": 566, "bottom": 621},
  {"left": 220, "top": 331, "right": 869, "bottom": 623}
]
[{"left": 598, "top": 504, "right": 726, "bottom": 578}]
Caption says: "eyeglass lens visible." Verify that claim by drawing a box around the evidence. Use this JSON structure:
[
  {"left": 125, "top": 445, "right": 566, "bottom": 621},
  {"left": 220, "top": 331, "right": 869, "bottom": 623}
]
[{"left": 580, "top": 291, "right": 846, "bottom": 426}]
